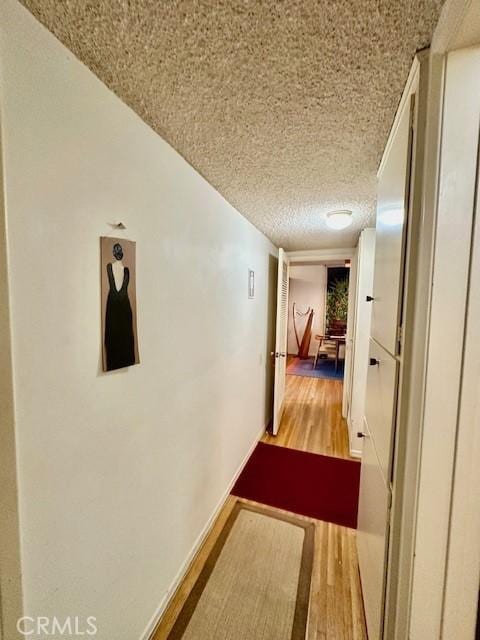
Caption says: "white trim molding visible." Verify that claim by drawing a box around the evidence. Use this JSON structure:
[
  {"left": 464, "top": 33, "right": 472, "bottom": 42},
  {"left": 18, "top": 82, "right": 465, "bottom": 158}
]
[
  {"left": 409, "top": 44, "right": 480, "bottom": 640},
  {"left": 287, "top": 247, "right": 356, "bottom": 263}
]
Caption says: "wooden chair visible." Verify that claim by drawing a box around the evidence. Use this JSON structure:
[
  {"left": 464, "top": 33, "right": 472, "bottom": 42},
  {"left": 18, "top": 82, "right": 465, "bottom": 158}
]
[
  {"left": 325, "top": 320, "right": 347, "bottom": 371},
  {"left": 327, "top": 319, "right": 347, "bottom": 336},
  {"left": 313, "top": 335, "right": 325, "bottom": 369},
  {"left": 313, "top": 321, "right": 347, "bottom": 370}
]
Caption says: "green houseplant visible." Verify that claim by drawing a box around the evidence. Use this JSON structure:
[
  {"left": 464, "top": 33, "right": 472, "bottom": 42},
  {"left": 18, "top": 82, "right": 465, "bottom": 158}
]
[{"left": 326, "top": 278, "right": 349, "bottom": 329}]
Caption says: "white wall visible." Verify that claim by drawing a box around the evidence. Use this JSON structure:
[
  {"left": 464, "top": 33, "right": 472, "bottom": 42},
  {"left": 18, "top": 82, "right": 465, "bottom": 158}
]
[
  {"left": 287, "top": 265, "right": 326, "bottom": 356},
  {"left": 0, "top": 2, "right": 277, "bottom": 639}
]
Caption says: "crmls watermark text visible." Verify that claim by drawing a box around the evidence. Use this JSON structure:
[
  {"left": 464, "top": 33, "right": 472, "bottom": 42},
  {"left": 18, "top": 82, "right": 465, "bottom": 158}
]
[{"left": 17, "top": 616, "right": 97, "bottom": 636}]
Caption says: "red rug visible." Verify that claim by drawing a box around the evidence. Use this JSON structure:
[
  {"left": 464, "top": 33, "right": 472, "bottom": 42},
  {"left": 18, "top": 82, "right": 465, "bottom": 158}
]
[{"left": 231, "top": 442, "right": 361, "bottom": 529}]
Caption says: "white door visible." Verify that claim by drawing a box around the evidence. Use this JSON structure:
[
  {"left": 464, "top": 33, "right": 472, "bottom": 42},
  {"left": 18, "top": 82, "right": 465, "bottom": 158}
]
[
  {"left": 272, "top": 248, "right": 289, "bottom": 435},
  {"left": 349, "top": 229, "right": 376, "bottom": 456},
  {"left": 371, "top": 94, "right": 413, "bottom": 357},
  {"left": 357, "top": 64, "right": 417, "bottom": 640}
]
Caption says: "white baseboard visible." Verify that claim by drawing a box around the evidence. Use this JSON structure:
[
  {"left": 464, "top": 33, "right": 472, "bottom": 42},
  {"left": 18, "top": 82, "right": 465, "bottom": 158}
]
[
  {"left": 140, "top": 424, "right": 265, "bottom": 640},
  {"left": 350, "top": 448, "right": 362, "bottom": 459}
]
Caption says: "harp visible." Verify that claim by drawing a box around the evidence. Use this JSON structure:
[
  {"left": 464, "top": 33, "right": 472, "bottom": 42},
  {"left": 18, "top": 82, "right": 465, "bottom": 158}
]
[{"left": 293, "top": 303, "right": 314, "bottom": 359}]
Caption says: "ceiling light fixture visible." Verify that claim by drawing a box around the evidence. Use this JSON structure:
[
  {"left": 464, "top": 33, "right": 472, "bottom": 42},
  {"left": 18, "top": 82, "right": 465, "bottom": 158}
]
[{"left": 325, "top": 210, "right": 353, "bottom": 230}]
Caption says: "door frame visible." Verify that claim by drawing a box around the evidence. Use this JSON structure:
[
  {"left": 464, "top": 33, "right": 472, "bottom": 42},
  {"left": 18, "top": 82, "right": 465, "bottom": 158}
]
[
  {"left": 359, "top": 53, "right": 423, "bottom": 640},
  {"left": 380, "top": 51, "right": 428, "bottom": 639},
  {"left": 0, "top": 103, "right": 23, "bottom": 640},
  {"left": 286, "top": 248, "right": 357, "bottom": 422},
  {"left": 441, "top": 112, "right": 480, "bottom": 639},
  {"left": 386, "top": 1, "right": 480, "bottom": 637},
  {"left": 408, "top": 37, "right": 480, "bottom": 640}
]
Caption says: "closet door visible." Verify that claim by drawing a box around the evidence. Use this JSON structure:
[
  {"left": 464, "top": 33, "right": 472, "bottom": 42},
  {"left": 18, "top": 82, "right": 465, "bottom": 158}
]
[
  {"left": 357, "top": 418, "right": 391, "bottom": 640},
  {"left": 371, "top": 95, "right": 414, "bottom": 356},
  {"left": 357, "top": 62, "right": 417, "bottom": 640},
  {"left": 365, "top": 339, "right": 399, "bottom": 482}
]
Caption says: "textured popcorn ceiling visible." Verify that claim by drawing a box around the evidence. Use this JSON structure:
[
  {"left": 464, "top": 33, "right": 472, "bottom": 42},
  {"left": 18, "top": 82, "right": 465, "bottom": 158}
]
[{"left": 21, "top": 0, "right": 444, "bottom": 249}]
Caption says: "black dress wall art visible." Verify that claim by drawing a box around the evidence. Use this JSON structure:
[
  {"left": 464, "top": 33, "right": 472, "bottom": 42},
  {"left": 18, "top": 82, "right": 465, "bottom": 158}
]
[{"left": 101, "top": 237, "right": 140, "bottom": 371}]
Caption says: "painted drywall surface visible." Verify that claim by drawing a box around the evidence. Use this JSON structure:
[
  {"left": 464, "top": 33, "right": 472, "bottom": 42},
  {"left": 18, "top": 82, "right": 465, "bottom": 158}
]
[
  {"left": 0, "top": 2, "right": 277, "bottom": 639},
  {"left": 287, "top": 265, "right": 326, "bottom": 356}
]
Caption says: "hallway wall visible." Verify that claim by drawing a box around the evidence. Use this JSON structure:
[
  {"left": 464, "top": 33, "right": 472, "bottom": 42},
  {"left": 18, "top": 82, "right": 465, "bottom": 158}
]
[{"left": 0, "top": 2, "right": 277, "bottom": 638}]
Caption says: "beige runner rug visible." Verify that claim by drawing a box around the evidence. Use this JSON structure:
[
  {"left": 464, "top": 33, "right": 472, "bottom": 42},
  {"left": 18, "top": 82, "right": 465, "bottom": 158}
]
[{"left": 167, "top": 502, "right": 315, "bottom": 640}]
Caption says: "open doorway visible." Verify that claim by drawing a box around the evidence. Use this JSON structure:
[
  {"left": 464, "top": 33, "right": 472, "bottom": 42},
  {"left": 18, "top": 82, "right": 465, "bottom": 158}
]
[
  {"left": 232, "top": 248, "right": 364, "bottom": 628},
  {"left": 286, "top": 262, "right": 350, "bottom": 381},
  {"left": 265, "top": 251, "right": 358, "bottom": 461}
]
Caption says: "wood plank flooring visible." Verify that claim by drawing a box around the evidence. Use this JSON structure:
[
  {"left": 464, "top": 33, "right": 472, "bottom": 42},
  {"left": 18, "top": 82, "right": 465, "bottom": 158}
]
[
  {"left": 153, "top": 496, "right": 366, "bottom": 640},
  {"left": 263, "top": 373, "right": 353, "bottom": 460},
  {"left": 152, "top": 374, "right": 367, "bottom": 640}
]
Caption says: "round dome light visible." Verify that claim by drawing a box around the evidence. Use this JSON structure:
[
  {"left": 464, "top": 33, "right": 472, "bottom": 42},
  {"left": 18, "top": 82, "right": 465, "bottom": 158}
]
[{"left": 325, "top": 210, "right": 353, "bottom": 230}]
